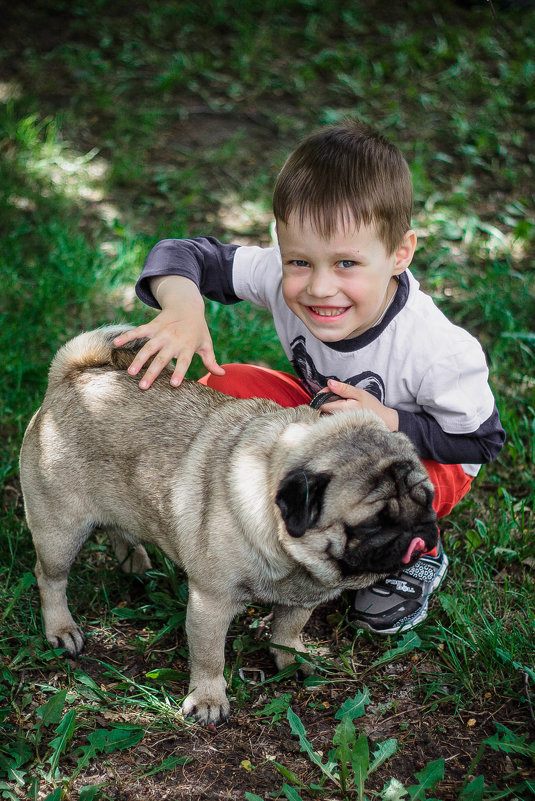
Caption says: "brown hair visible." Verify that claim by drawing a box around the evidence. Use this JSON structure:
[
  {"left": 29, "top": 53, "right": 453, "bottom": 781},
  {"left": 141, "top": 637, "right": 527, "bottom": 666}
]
[{"left": 272, "top": 119, "right": 413, "bottom": 254}]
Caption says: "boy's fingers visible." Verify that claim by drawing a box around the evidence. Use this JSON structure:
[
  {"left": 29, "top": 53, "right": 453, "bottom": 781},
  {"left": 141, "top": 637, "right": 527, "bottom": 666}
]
[
  {"left": 127, "top": 340, "right": 204, "bottom": 389},
  {"left": 115, "top": 323, "right": 219, "bottom": 390},
  {"left": 169, "top": 348, "right": 225, "bottom": 388},
  {"left": 138, "top": 360, "right": 170, "bottom": 389},
  {"left": 327, "top": 379, "right": 367, "bottom": 401},
  {"left": 327, "top": 378, "right": 352, "bottom": 395},
  {"left": 169, "top": 354, "right": 195, "bottom": 388},
  {"left": 127, "top": 339, "right": 165, "bottom": 377},
  {"left": 209, "top": 363, "right": 227, "bottom": 376},
  {"left": 199, "top": 348, "right": 226, "bottom": 378},
  {"left": 113, "top": 327, "right": 147, "bottom": 346},
  {"left": 319, "top": 399, "right": 353, "bottom": 414}
]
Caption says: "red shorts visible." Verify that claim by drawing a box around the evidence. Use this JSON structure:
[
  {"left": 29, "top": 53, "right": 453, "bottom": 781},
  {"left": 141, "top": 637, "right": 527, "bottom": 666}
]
[{"left": 199, "top": 364, "right": 473, "bottom": 520}]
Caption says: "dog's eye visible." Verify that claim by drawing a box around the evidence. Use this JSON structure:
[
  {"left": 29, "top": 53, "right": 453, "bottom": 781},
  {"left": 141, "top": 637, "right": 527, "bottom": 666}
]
[
  {"left": 361, "top": 521, "right": 382, "bottom": 535},
  {"left": 345, "top": 519, "right": 381, "bottom": 538}
]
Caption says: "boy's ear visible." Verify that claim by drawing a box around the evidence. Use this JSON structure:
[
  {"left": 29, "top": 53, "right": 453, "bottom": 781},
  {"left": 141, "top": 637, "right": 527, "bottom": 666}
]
[{"left": 392, "top": 229, "right": 417, "bottom": 275}]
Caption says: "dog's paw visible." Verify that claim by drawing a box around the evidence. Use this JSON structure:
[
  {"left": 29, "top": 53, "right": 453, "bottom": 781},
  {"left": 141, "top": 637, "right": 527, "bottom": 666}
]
[
  {"left": 181, "top": 681, "right": 230, "bottom": 726},
  {"left": 296, "top": 659, "right": 315, "bottom": 677},
  {"left": 47, "top": 626, "right": 86, "bottom": 657},
  {"left": 271, "top": 642, "right": 314, "bottom": 676},
  {"left": 114, "top": 542, "right": 152, "bottom": 575}
]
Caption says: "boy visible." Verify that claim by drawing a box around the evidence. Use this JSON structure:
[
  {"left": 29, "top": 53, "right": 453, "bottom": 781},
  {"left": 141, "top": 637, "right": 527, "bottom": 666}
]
[{"left": 114, "top": 119, "right": 505, "bottom": 634}]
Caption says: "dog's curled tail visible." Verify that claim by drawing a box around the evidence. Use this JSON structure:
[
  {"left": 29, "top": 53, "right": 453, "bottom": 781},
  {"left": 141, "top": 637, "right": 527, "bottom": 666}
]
[{"left": 47, "top": 325, "right": 145, "bottom": 390}]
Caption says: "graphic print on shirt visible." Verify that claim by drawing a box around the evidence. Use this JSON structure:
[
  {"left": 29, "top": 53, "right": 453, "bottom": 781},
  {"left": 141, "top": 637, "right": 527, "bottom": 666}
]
[{"left": 290, "top": 336, "right": 386, "bottom": 401}]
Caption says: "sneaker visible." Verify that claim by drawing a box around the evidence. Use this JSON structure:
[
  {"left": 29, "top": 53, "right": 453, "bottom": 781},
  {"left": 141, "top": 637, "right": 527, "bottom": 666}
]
[{"left": 350, "top": 542, "right": 449, "bottom": 635}]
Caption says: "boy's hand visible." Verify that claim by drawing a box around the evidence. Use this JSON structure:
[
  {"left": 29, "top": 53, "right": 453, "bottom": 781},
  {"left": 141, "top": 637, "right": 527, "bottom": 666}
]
[
  {"left": 113, "top": 309, "right": 225, "bottom": 390},
  {"left": 319, "top": 379, "right": 399, "bottom": 432}
]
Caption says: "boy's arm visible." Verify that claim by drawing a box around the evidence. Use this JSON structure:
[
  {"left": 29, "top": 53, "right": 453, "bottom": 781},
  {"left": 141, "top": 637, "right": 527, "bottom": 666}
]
[
  {"left": 396, "top": 406, "right": 505, "bottom": 464},
  {"left": 136, "top": 237, "right": 241, "bottom": 308},
  {"left": 320, "top": 380, "right": 505, "bottom": 465},
  {"left": 116, "top": 237, "right": 241, "bottom": 388}
]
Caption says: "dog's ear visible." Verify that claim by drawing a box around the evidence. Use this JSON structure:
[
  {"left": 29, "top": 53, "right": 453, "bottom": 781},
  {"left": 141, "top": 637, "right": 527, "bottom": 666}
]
[{"left": 275, "top": 469, "right": 331, "bottom": 538}]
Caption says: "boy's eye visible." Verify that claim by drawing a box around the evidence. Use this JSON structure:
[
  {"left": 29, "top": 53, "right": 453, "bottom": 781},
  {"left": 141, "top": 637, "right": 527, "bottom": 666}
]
[
  {"left": 337, "top": 260, "right": 357, "bottom": 269},
  {"left": 289, "top": 260, "right": 310, "bottom": 267}
]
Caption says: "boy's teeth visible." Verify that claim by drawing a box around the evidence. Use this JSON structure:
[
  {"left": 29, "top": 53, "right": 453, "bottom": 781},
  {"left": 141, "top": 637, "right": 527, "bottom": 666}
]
[{"left": 310, "top": 307, "right": 346, "bottom": 317}]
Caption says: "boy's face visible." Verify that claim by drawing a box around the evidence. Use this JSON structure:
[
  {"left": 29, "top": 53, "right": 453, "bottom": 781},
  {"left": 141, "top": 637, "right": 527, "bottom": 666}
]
[{"left": 277, "top": 215, "right": 416, "bottom": 343}]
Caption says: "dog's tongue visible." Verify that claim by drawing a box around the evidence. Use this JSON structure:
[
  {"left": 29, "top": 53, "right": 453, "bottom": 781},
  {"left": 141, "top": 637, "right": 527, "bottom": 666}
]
[{"left": 402, "top": 537, "right": 426, "bottom": 565}]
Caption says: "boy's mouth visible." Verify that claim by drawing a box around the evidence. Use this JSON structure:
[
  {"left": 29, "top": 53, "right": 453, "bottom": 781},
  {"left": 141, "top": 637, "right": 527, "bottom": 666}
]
[{"left": 307, "top": 306, "right": 350, "bottom": 319}]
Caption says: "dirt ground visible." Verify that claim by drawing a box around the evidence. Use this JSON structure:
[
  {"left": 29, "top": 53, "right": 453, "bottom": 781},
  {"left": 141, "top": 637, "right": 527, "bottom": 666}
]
[{"left": 21, "top": 586, "right": 531, "bottom": 801}]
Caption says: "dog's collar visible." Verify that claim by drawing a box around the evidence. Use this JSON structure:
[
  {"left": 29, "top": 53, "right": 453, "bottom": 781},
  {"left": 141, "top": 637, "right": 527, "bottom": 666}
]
[{"left": 309, "top": 391, "right": 343, "bottom": 410}]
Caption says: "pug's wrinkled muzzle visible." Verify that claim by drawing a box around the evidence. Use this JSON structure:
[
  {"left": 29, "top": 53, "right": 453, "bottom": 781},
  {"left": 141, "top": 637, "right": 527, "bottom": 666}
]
[{"left": 339, "top": 519, "right": 439, "bottom": 576}]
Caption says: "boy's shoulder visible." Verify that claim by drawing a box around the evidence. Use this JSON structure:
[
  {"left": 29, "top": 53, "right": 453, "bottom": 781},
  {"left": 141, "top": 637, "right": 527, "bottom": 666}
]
[
  {"left": 232, "top": 244, "right": 282, "bottom": 302},
  {"left": 234, "top": 244, "right": 281, "bottom": 271},
  {"left": 401, "top": 270, "right": 479, "bottom": 347}
]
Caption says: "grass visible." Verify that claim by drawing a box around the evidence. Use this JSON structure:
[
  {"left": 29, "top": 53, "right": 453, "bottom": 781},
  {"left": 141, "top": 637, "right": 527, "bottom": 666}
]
[{"left": 1, "top": 0, "right": 534, "bottom": 798}]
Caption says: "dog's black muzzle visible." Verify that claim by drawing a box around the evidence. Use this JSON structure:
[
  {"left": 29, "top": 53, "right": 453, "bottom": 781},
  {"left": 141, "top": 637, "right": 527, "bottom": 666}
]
[{"left": 338, "top": 517, "right": 439, "bottom": 577}]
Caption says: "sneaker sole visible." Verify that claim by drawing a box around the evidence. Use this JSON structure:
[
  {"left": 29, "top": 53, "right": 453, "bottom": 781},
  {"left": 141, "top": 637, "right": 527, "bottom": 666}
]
[{"left": 353, "top": 553, "right": 449, "bottom": 636}]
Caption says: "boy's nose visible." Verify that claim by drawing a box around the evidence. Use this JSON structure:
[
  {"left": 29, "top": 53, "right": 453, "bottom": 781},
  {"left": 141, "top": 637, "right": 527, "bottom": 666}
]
[{"left": 307, "top": 268, "right": 337, "bottom": 298}]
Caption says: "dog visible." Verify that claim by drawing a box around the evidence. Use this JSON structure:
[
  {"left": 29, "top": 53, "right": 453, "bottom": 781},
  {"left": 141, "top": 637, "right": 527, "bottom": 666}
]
[{"left": 20, "top": 326, "right": 438, "bottom": 724}]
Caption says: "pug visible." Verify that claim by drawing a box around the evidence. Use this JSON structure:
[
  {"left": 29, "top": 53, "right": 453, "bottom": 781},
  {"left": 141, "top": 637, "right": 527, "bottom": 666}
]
[{"left": 20, "top": 326, "right": 437, "bottom": 725}]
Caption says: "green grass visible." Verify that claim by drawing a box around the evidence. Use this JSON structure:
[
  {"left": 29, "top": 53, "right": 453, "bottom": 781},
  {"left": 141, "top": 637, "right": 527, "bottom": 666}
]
[{"left": 1, "top": 1, "right": 534, "bottom": 799}]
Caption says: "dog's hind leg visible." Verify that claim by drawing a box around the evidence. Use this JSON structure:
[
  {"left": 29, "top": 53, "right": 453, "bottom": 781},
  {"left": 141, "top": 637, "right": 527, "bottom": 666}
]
[
  {"left": 32, "top": 519, "right": 94, "bottom": 657},
  {"left": 35, "top": 557, "right": 86, "bottom": 656},
  {"left": 108, "top": 532, "right": 152, "bottom": 575}
]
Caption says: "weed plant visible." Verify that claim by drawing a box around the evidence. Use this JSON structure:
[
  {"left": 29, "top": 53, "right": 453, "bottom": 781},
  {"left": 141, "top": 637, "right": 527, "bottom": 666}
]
[
  {"left": 0, "top": 1, "right": 534, "bottom": 798},
  {"left": 246, "top": 689, "right": 535, "bottom": 800}
]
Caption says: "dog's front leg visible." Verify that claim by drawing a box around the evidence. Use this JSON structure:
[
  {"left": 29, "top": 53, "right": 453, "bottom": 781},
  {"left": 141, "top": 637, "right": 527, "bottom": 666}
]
[
  {"left": 182, "top": 583, "right": 242, "bottom": 726},
  {"left": 270, "top": 604, "right": 314, "bottom": 675}
]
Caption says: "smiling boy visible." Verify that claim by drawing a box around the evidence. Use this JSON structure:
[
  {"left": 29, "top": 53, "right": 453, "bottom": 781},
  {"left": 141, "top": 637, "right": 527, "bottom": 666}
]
[
  {"left": 275, "top": 216, "right": 411, "bottom": 434},
  {"left": 115, "top": 119, "right": 505, "bottom": 633}
]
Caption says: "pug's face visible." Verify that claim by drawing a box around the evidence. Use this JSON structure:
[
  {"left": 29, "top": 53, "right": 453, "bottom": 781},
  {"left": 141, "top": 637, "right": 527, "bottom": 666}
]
[{"left": 275, "top": 414, "right": 437, "bottom": 589}]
